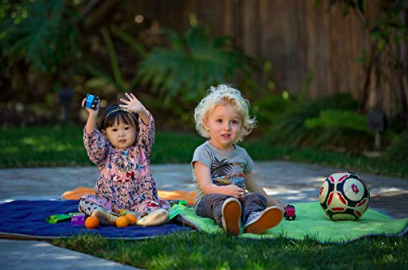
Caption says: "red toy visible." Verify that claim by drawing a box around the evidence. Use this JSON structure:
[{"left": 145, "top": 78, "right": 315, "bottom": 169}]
[{"left": 284, "top": 204, "right": 296, "bottom": 221}]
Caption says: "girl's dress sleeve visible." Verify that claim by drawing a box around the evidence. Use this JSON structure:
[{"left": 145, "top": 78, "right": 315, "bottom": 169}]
[
  {"left": 83, "top": 128, "right": 110, "bottom": 167},
  {"left": 137, "top": 112, "right": 155, "bottom": 158}
]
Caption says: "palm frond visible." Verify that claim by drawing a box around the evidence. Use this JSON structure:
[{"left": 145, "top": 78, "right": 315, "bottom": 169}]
[
  {"left": 0, "top": 0, "right": 79, "bottom": 73},
  {"left": 137, "top": 25, "right": 251, "bottom": 103}
]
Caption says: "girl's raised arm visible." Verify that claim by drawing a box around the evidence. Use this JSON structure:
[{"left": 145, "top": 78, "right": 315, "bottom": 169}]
[
  {"left": 119, "top": 93, "right": 155, "bottom": 155},
  {"left": 81, "top": 97, "right": 109, "bottom": 166},
  {"left": 81, "top": 98, "right": 99, "bottom": 134}
]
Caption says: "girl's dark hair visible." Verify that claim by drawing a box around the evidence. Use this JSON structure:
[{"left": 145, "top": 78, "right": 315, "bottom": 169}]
[{"left": 99, "top": 103, "right": 139, "bottom": 131}]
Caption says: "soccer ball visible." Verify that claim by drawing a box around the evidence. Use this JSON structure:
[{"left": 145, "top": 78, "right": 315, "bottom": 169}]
[{"left": 319, "top": 172, "right": 370, "bottom": 221}]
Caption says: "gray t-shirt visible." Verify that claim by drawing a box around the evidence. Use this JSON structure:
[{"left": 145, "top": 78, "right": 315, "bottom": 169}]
[{"left": 191, "top": 141, "right": 255, "bottom": 205}]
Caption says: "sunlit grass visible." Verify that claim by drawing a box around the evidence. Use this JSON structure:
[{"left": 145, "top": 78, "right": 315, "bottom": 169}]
[
  {"left": 0, "top": 125, "right": 87, "bottom": 167},
  {"left": 0, "top": 125, "right": 205, "bottom": 167},
  {"left": 0, "top": 125, "right": 407, "bottom": 178},
  {"left": 52, "top": 232, "right": 408, "bottom": 270}
]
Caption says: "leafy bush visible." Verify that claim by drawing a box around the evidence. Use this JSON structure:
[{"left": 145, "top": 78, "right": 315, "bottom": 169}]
[
  {"left": 252, "top": 95, "right": 294, "bottom": 134},
  {"left": 303, "top": 109, "right": 375, "bottom": 150},
  {"left": 137, "top": 25, "right": 252, "bottom": 103},
  {"left": 386, "top": 130, "right": 408, "bottom": 164},
  {"left": 265, "top": 93, "right": 374, "bottom": 151},
  {"left": 0, "top": 0, "right": 80, "bottom": 73},
  {"left": 305, "top": 110, "right": 369, "bottom": 133}
]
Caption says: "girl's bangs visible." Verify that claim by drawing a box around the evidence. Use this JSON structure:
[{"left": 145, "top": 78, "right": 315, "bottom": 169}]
[{"left": 101, "top": 110, "right": 139, "bottom": 130}]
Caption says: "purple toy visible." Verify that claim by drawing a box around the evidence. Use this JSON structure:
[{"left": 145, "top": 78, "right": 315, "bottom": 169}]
[{"left": 71, "top": 213, "right": 85, "bottom": 226}]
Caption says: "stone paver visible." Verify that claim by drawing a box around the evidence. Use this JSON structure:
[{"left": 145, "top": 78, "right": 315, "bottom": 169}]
[
  {"left": 0, "top": 239, "right": 141, "bottom": 270},
  {"left": 0, "top": 161, "right": 407, "bottom": 269}
]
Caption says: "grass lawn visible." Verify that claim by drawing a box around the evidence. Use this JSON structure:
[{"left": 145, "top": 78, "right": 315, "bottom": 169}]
[
  {"left": 1, "top": 125, "right": 407, "bottom": 178},
  {"left": 53, "top": 232, "right": 408, "bottom": 270},
  {"left": 1, "top": 125, "right": 408, "bottom": 269}
]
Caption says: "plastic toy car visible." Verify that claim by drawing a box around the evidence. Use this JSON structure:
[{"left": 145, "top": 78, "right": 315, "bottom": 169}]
[
  {"left": 84, "top": 94, "right": 99, "bottom": 110},
  {"left": 284, "top": 204, "right": 296, "bottom": 221}
]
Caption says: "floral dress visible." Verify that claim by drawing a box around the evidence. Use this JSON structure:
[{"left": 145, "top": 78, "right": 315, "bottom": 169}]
[{"left": 80, "top": 113, "right": 169, "bottom": 218}]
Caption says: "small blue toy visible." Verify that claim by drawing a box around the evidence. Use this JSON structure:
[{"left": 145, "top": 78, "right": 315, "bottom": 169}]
[{"left": 84, "top": 94, "right": 99, "bottom": 110}]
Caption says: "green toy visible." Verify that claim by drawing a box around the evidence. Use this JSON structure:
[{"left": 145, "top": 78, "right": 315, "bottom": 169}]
[
  {"left": 45, "top": 213, "right": 73, "bottom": 224},
  {"left": 168, "top": 200, "right": 188, "bottom": 221}
]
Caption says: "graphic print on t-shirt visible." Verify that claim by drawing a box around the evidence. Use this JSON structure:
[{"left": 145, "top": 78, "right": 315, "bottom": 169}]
[{"left": 210, "top": 154, "right": 245, "bottom": 188}]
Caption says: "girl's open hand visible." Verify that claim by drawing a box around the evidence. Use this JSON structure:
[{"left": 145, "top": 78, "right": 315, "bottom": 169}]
[{"left": 119, "top": 93, "right": 146, "bottom": 114}]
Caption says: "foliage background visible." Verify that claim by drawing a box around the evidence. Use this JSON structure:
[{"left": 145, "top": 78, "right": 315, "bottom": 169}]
[
  {"left": 1, "top": 3, "right": 407, "bottom": 267},
  {"left": 0, "top": 0, "right": 407, "bottom": 166}
]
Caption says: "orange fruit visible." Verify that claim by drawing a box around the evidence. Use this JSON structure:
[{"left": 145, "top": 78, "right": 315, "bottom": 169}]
[
  {"left": 125, "top": 213, "right": 136, "bottom": 225},
  {"left": 116, "top": 216, "right": 129, "bottom": 227},
  {"left": 85, "top": 216, "right": 99, "bottom": 229}
]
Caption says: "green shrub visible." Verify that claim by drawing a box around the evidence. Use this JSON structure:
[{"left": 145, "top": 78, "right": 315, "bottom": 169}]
[
  {"left": 137, "top": 25, "right": 251, "bottom": 103},
  {"left": 303, "top": 109, "right": 375, "bottom": 151},
  {"left": 386, "top": 130, "right": 408, "bottom": 164},
  {"left": 252, "top": 95, "right": 294, "bottom": 134},
  {"left": 265, "top": 93, "right": 358, "bottom": 143},
  {"left": 265, "top": 93, "right": 375, "bottom": 151},
  {"left": 305, "top": 110, "right": 369, "bottom": 133}
]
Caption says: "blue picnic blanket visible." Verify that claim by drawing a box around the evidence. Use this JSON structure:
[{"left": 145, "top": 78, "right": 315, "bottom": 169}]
[{"left": 0, "top": 200, "right": 193, "bottom": 240}]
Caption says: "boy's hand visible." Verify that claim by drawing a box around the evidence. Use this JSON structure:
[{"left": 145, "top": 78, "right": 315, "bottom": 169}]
[{"left": 223, "top": 185, "right": 245, "bottom": 199}]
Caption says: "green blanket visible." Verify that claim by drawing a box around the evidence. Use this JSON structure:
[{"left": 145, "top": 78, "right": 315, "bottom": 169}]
[{"left": 176, "top": 202, "right": 408, "bottom": 243}]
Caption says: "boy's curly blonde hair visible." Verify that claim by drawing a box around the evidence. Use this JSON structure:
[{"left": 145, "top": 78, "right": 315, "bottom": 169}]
[{"left": 194, "top": 84, "right": 257, "bottom": 143}]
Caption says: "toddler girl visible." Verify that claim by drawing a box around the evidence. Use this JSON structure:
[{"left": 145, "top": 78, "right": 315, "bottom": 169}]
[
  {"left": 192, "top": 85, "right": 283, "bottom": 236},
  {"left": 79, "top": 92, "right": 169, "bottom": 226}
]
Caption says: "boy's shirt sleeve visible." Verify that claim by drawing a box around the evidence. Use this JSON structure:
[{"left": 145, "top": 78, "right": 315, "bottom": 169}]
[
  {"left": 192, "top": 144, "right": 212, "bottom": 169},
  {"left": 137, "top": 112, "right": 155, "bottom": 157},
  {"left": 243, "top": 149, "right": 255, "bottom": 174},
  {"left": 83, "top": 128, "right": 109, "bottom": 167}
]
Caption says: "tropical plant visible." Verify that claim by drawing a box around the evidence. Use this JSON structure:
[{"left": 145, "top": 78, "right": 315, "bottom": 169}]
[
  {"left": 304, "top": 109, "right": 385, "bottom": 151},
  {"left": 83, "top": 25, "right": 147, "bottom": 94},
  {"left": 266, "top": 93, "right": 368, "bottom": 151},
  {"left": 137, "top": 25, "right": 252, "bottom": 103},
  {"left": 251, "top": 94, "right": 294, "bottom": 134},
  {"left": 0, "top": 0, "right": 80, "bottom": 73},
  {"left": 386, "top": 130, "right": 408, "bottom": 164},
  {"left": 305, "top": 110, "right": 369, "bottom": 133}
]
